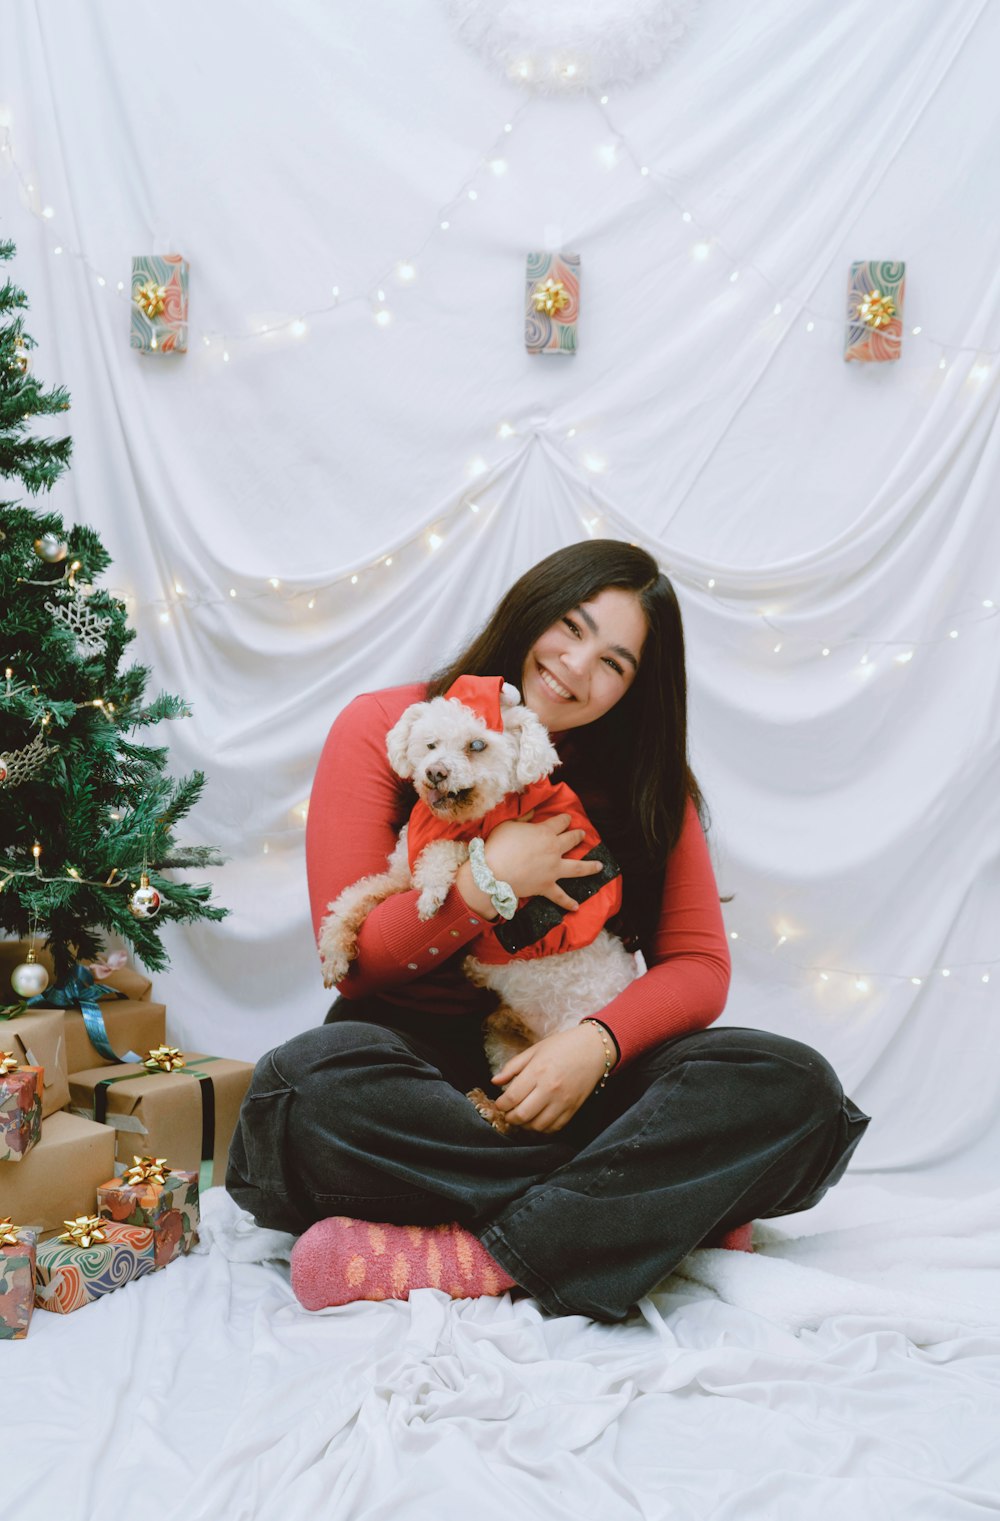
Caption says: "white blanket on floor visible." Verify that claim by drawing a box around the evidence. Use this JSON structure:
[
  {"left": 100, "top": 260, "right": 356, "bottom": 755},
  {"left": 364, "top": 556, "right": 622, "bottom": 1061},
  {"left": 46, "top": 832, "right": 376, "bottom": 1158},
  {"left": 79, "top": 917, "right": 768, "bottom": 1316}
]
[{"left": 15, "top": 1180, "right": 1000, "bottom": 1521}]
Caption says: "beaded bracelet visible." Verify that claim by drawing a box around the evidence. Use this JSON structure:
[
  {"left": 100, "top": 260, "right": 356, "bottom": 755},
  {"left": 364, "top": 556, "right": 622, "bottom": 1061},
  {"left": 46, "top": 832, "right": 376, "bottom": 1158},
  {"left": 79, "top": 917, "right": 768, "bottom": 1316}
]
[{"left": 582, "top": 1018, "right": 617, "bottom": 1091}]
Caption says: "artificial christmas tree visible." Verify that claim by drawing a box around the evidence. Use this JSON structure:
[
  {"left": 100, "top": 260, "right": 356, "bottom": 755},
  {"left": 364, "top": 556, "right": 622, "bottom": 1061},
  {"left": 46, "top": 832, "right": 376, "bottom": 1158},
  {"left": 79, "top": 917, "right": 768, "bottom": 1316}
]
[{"left": 0, "top": 236, "right": 226, "bottom": 1011}]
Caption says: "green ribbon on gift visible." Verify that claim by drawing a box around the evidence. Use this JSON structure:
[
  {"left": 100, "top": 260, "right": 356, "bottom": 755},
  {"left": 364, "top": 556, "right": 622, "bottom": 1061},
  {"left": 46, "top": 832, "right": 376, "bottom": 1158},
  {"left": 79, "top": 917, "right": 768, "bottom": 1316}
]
[{"left": 91, "top": 1057, "right": 221, "bottom": 1194}]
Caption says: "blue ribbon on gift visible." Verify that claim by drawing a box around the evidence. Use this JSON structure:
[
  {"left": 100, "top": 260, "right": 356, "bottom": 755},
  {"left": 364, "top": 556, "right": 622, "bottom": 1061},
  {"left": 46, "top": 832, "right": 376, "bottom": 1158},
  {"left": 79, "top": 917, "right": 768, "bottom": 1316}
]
[{"left": 28, "top": 962, "right": 140, "bottom": 1063}]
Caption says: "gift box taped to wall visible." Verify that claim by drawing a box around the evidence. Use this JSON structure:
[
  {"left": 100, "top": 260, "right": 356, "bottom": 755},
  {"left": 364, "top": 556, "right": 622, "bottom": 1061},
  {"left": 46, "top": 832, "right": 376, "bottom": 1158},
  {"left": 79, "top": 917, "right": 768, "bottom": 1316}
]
[
  {"left": 69, "top": 1055, "right": 253, "bottom": 1186},
  {"left": 0, "top": 1110, "right": 116, "bottom": 1240}
]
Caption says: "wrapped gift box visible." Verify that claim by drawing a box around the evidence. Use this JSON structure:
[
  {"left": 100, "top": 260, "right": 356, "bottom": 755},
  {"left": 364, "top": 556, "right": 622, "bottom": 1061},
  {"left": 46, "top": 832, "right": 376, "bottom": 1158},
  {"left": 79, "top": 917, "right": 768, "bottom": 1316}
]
[
  {"left": 69, "top": 1053, "right": 253, "bottom": 1187},
  {"left": 0, "top": 1224, "right": 38, "bottom": 1339},
  {"left": 1, "top": 1109, "right": 116, "bottom": 1239},
  {"left": 130, "top": 254, "right": 189, "bottom": 354},
  {"left": 525, "top": 250, "right": 580, "bottom": 354},
  {"left": 844, "top": 260, "right": 905, "bottom": 363},
  {"left": 97, "top": 1162, "right": 199, "bottom": 1268},
  {"left": 35, "top": 1218, "right": 154, "bottom": 1313},
  {"left": 0, "top": 1009, "right": 69, "bottom": 1117},
  {"left": 0, "top": 1061, "right": 42, "bottom": 1162}
]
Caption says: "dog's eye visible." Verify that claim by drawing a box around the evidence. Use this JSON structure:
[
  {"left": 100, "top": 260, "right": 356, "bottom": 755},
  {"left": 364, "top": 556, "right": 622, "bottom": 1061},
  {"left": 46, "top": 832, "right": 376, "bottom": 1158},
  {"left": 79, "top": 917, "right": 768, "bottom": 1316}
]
[
  {"left": 468, "top": 739, "right": 487, "bottom": 752},
  {"left": 426, "top": 741, "right": 437, "bottom": 751}
]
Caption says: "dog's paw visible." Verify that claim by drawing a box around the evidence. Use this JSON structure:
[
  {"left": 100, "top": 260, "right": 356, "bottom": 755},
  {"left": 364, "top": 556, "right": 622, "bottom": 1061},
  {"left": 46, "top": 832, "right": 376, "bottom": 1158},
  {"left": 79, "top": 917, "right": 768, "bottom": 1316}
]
[
  {"left": 416, "top": 890, "right": 447, "bottom": 921},
  {"left": 466, "top": 1087, "right": 513, "bottom": 1136}
]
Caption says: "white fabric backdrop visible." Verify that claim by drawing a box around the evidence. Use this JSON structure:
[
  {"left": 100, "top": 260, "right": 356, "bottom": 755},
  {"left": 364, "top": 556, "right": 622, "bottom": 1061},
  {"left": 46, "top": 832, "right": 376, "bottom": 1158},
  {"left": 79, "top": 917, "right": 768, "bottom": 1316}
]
[
  {"left": 6, "top": 5, "right": 1000, "bottom": 1518},
  {"left": 3, "top": 0, "right": 999, "bottom": 1182}
]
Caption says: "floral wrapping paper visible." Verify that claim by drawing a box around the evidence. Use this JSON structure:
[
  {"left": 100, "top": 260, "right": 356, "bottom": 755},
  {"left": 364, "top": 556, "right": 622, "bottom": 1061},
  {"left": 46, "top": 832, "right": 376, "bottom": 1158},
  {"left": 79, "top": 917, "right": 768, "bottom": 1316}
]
[
  {"left": 34, "top": 1219, "right": 154, "bottom": 1314},
  {"left": 0, "top": 1228, "right": 38, "bottom": 1339},
  {"left": 844, "top": 260, "right": 905, "bottom": 363},
  {"left": 130, "top": 253, "right": 189, "bottom": 354},
  {"left": 97, "top": 1168, "right": 200, "bottom": 1269},
  {"left": 525, "top": 251, "right": 580, "bottom": 354},
  {"left": 0, "top": 1064, "right": 42, "bottom": 1162}
]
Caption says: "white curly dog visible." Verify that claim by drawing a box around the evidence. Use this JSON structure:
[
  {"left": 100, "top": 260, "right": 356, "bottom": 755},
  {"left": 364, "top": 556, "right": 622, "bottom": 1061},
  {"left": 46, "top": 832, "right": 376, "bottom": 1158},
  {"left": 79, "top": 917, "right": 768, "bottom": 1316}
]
[{"left": 318, "top": 677, "right": 637, "bottom": 1131}]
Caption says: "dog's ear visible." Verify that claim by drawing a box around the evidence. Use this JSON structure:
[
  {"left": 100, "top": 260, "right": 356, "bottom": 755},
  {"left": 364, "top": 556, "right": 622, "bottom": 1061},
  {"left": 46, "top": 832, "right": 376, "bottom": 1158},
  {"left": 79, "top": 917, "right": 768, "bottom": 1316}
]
[
  {"left": 385, "top": 703, "right": 425, "bottom": 779},
  {"left": 503, "top": 705, "right": 560, "bottom": 787}
]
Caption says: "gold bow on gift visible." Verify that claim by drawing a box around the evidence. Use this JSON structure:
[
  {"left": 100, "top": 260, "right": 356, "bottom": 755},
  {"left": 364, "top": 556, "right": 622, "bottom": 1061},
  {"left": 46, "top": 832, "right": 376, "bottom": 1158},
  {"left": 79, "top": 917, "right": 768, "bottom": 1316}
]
[
  {"left": 122, "top": 1155, "right": 171, "bottom": 1186},
  {"left": 0, "top": 1216, "right": 24, "bottom": 1247},
  {"left": 143, "top": 1044, "right": 186, "bottom": 1073},
  {"left": 531, "top": 278, "right": 571, "bottom": 317},
  {"left": 856, "top": 289, "right": 896, "bottom": 329},
  {"left": 0, "top": 1051, "right": 20, "bottom": 1077},
  {"left": 135, "top": 279, "right": 167, "bottom": 320},
  {"left": 59, "top": 1216, "right": 107, "bottom": 1249}
]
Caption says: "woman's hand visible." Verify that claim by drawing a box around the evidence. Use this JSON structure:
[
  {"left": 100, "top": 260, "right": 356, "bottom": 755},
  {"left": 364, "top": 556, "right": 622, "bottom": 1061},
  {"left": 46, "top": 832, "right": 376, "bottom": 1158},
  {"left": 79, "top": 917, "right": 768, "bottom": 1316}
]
[
  {"left": 483, "top": 811, "right": 603, "bottom": 912},
  {"left": 491, "top": 1023, "right": 610, "bottom": 1133}
]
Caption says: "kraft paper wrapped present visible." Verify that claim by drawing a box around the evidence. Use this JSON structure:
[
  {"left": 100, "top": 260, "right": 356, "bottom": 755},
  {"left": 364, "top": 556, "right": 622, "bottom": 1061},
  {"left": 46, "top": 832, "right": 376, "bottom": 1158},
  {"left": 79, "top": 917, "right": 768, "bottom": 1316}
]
[
  {"left": 1, "top": 1110, "right": 116, "bottom": 1240},
  {"left": 0, "top": 1221, "right": 38, "bottom": 1339},
  {"left": 69, "top": 1052, "right": 253, "bottom": 1187},
  {"left": 130, "top": 253, "right": 189, "bottom": 354},
  {"left": 844, "top": 260, "right": 905, "bottom": 363},
  {"left": 525, "top": 250, "right": 580, "bottom": 354},
  {"left": 62, "top": 999, "right": 166, "bottom": 1074},
  {"left": 0, "top": 1058, "right": 42, "bottom": 1162},
  {"left": 35, "top": 1217, "right": 154, "bottom": 1314},
  {"left": 0, "top": 1009, "right": 69, "bottom": 1118},
  {"left": 97, "top": 1158, "right": 199, "bottom": 1269}
]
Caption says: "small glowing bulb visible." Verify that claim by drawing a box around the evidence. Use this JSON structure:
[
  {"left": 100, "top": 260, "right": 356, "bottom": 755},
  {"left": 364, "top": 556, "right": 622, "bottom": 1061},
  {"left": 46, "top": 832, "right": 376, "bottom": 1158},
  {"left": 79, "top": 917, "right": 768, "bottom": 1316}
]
[
  {"left": 562, "top": 63, "right": 577, "bottom": 77},
  {"left": 229, "top": 588, "right": 237, "bottom": 598},
  {"left": 332, "top": 285, "right": 340, "bottom": 297},
  {"left": 174, "top": 581, "right": 184, "bottom": 595},
  {"left": 67, "top": 866, "right": 80, "bottom": 878},
  {"left": 263, "top": 842, "right": 269, "bottom": 855},
  {"left": 582, "top": 453, "right": 607, "bottom": 473},
  {"left": 894, "top": 650, "right": 914, "bottom": 664},
  {"left": 488, "top": 159, "right": 507, "bottom": 175},
  {"left": 468, "top": 456, "right": 487, "bottom": 477},
  {"left": 468, "top": 502, "right": 480, "bottom": 513},
  {"left": 566, "top": 427, "right": 577, "bottom": 438},
  {"left": 261, "top": 324, "right": 270, "bottom": 334},
  {"left": 941, "top": 968, "right": 950, "bottom": 977},
  {"left": 397, "top": 262, "right": 416, "bottom": 281},
  {"left": 777, "top": 935, "right": 787, "bottom": 946},
  {"left": 692, "top": 242, "right": 710, "bottom": 260},
  {"left": 773, "top": 302, "right": 782, "bottom": 315},
  {"left": 4, "top": 667, "right": 11, "bottom": 680},
  {"left": 307, "top": 597, "right": 316, "bottom": 609},
  {"left": 223, "top": 351, "right": 230, "bottom": 363},
  {"left": 467, "top": 189, "right": 477, "bottom": 200},
  {"left": 855, "top": 978, "right": 868, "bottom": 992},
  {"left": 159, "top": 611, "right": 170, "bottom": 624},
  {"left": 116, "top": 281, "right": 124, "bottom": 291},
  {"left": 806, "top": 321, "right": 815, "bottom": 332},
  {"left": 949, "top": 629, "right": 959, "bottom": 639},
  {"left": 151, "top": 335, "right": 158, "bottom": 350},
  {"left": 773, "top": 643, "right": 782, "bottom": 653},
  {"left": 97, "top": 275, "right": 106, "bottom": 287},
  {"left": 350, "top": 575, "right": 358, "bottom": 584},
  {"left": 681, "top": 211, "right": 692, "bottom": 223},
  {"left": 707, "top": 578, "right": 716, "bottom": 589},
  {"left": 203, "top": 336, "right": 211, "bottom": 346},
  {"left": 374, "top": 309, "right": 392, "bottom": 327},
  {"left": 983, "top": 974, "right": 991, "bottom": 984},
  {"left": 428, "top": 533, "right": 443, "bottom": 551},
  {"left": 729, "top": 270, "right": 740, "bottom": 282},
  {"left": 269, "top": 578, "right": 281, "bottom": 589},
  {"left": 291, "top": 320, "right": 307, "bottom": 337},
  {"left": 32, "top": 843, "right": 41, "bottom": 858},
  {"left": 376, "top": 289, "right": 385, "bottom": 302},
  {"left": 822, "top": 647, "right": 831, "bottom": 657},
  {"left": 911, "top": 326, "right": 922, "bottom": 335},
  {"left": 911, "top": 977, "right": 922, "bottom": 985},
  {"left": 860, "top": 653, "right": 868, "bottom": 665},
  {"left": 984, "top": 599, "right": 995, "bottom": 608},
  {"left": 497, "top": 422, "right": 515, "bottom": 438},
  {"left": 640, "top": 165, "right": 649, "bottom": 176},
  {"left": 440, "top": 220, "right": 450, "bottom": 231},
  {"left": 819, "top": 972, "right": 830, "bottom": 982},
  {"left": 600, "top": 94, "right": 609, "bottom": 105},
  {"left": 969, "top": 363, "right": 991, "bottom": 381},
  {"left": 385, "top": 557, "right": 393, "bottom": 567},
  {"left": 597, "top": 144, "right": 618, "bottom": 168},
  {"left": 504, "top": 122, "right": 513, "bottom": 132},
  {"left": 939, "top": 358, "right": 947, "bottom": 370},
  {"left": 54, "top": 246, "right": 62, "bottom": 254},
  {"left": 41, "top": 206, "right": 54, "bottom": 218},
  {"left": 729, "top": 931, "right": 739, "bottom": 940}
]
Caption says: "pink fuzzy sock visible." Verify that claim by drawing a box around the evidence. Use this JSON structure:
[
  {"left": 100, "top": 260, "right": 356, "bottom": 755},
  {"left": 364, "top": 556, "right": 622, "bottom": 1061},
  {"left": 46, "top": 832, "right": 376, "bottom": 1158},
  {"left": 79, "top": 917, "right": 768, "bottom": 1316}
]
[
  {"left": 290, "top": 1216, "right": 519, "bottom": 1310},
  {"left": 716, "top": 1222, "right": 754, "bottom": 1253}
]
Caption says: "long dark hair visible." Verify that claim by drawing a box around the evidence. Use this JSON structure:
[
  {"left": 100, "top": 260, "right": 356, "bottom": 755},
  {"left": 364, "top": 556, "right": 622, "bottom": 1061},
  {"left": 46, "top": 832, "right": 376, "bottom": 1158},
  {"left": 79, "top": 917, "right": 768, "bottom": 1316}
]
[{"left": 426, "top": 540, "right": 710, "bottom": 952}]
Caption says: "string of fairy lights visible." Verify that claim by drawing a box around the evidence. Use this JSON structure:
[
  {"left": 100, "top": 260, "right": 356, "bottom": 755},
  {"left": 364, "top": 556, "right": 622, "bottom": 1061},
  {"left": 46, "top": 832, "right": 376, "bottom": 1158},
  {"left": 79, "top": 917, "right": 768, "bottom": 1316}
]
[{"left": 2, "top": 95, "right": 996, "bottom": 1004}]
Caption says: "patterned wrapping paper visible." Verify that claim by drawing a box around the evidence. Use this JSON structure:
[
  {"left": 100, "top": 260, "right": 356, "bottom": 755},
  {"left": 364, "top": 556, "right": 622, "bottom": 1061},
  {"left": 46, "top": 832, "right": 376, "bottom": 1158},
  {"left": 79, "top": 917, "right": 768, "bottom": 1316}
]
[
  {"left": 97, "top": 1168, "right": 199, "bottom": 1269},
  {"left": 130, "top": 253, "right": 189, "bottom": 354},
  {"left": 844, "top": 260, "right": 905, "bottom": 363},
  {"left": 0, "top": 1009, "right": 69, "bottom": 1117},
  {"left": 34, "top": 1219, "right": 154, "bottom": 1314},
  {"left": 525, "top": 251, "right": 580, "bottom": 354},
  {"left": 0, "top": 1227, "right": 38, "bottom": 1339},
  {"left": 0, "top": 1063, "right": 42, "bottom": 1162}
]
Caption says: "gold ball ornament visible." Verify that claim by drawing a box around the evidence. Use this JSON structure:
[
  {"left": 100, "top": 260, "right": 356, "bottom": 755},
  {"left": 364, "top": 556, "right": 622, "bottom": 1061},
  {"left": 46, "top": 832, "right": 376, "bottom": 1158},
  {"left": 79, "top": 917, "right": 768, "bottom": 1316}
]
[
  {"left": 9, "top": 343, "right": 30, "bottom": 375},
  {"left": 129, "top": 874, "right": 161, "bottom": 920},
  {"left": 10, "top": 950, "right": 50, "bottom": 999},
  {"left": 34, "top": 533, "right": 69, "bottom": 563}
]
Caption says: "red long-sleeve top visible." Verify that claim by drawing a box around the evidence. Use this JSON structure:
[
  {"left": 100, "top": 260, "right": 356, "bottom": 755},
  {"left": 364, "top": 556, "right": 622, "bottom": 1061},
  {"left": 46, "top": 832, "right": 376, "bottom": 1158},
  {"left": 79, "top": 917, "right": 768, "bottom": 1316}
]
[{"left": 306, "top": 683, "right": 731, "bottom": 1069}]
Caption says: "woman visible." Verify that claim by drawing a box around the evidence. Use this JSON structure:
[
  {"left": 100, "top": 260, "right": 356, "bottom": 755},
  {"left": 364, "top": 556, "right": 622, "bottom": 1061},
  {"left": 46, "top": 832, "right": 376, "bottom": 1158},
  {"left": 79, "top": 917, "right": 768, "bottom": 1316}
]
[{"left": 227, "top": 541, "right": 869, "bottom": 1323}]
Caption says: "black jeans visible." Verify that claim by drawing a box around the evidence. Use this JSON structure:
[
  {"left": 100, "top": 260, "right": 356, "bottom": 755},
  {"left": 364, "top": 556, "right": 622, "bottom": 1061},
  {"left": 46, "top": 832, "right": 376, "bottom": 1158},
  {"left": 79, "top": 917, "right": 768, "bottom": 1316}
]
[{"left": 226, "top": 996, "right": 870, "bottom": 1323}]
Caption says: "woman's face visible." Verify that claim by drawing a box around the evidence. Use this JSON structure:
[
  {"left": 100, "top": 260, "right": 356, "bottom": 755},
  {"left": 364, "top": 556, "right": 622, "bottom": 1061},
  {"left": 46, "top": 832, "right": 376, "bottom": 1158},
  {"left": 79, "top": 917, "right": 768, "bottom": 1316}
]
[{"left": 520, "top": 586, "right": 647, "bottom": 732}]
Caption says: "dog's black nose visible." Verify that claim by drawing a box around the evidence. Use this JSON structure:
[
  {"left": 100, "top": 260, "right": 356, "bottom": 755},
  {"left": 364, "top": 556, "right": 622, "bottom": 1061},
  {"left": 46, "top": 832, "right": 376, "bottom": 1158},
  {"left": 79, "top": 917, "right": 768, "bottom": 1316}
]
[{"left": 425, "top": 766, "right": 449, "bottom": 786}]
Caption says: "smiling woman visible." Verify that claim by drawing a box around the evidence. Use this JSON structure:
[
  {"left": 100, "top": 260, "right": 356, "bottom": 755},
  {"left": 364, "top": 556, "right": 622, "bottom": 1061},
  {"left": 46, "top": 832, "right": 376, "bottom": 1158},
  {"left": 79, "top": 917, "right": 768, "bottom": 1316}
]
[{"left": 227, "top": 539, "right": 869, "bottom": 1323}]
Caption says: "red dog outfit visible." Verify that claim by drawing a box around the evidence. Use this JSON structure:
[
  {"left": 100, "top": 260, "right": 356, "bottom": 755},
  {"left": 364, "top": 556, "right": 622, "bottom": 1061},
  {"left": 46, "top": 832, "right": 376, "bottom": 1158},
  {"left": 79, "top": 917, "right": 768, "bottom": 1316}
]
[{"left": 405, "top": 676, "right": 622, "bottom": 964}]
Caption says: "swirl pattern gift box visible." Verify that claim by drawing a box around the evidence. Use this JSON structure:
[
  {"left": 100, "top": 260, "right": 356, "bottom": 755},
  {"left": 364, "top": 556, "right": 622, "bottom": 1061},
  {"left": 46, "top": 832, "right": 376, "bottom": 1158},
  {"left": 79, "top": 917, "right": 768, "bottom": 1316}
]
[
  {"left": 525, "top": 251, "right": 580, "bottom": 354},
  {"left": 97, "top": 1159, "right": 200, "bottom": 1269},
  {"left": 844, "top": 260, "right": 905, "bottom": 363},
  {"left": 130, "top": 253, "right": 189, "bottom": 354},
  {"left": 34, "top": 1218, "right": 155, "bottom": 1314},
  {"left": 0, "top": 1222, "right": 38, "bottom": 1339},
  {"left": 0, "top": 1057, "right": 43, "bottom": 1161}
]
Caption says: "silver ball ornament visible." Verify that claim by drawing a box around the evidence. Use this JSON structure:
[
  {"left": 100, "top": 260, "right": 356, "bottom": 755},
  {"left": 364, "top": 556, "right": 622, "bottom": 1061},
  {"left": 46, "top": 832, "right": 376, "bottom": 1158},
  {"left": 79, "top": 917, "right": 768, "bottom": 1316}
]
[
  {"left": 10, "top": 958, "right": 50, "bottom": 999},
  {"left": 34, "top": 533, "right": 68, "bottom": 563},
  {"left": 129, "top": 875, "right": 161, "bottom": 920}
]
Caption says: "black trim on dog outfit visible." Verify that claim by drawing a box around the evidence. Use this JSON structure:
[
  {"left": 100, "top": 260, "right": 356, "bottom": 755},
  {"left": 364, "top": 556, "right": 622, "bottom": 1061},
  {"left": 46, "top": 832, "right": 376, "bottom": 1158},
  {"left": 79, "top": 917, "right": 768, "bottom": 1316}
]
[{"left": 493, "top": 842, "right": 621, "bottom": 957}]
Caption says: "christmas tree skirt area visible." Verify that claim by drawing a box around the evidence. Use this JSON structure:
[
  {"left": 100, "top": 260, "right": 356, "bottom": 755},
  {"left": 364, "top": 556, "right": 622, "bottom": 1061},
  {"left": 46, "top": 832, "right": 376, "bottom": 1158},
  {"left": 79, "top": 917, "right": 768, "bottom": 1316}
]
[{"left": 8, "top": 1178, "right": 1000, "bottom": 1521}]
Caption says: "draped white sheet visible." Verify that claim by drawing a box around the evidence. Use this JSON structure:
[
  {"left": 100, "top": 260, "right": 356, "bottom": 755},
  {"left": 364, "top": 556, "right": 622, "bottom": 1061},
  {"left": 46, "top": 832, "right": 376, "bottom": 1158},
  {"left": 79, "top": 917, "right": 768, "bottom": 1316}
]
[{"left": 4, "top": 1, "right": 1000, "bottom": 1512}]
